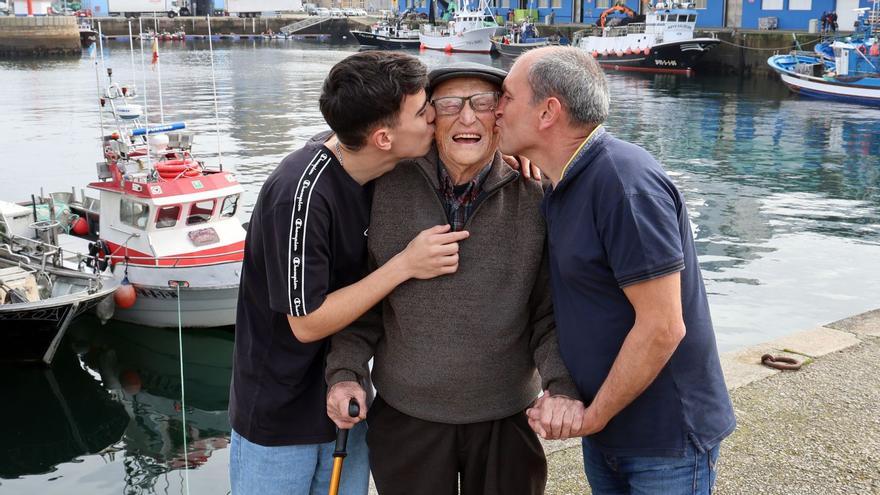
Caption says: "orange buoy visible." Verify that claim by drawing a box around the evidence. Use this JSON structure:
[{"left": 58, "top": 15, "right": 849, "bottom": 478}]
[
  {"left": 643, "top": 47, "right": 651, "bottom": 56},
  {"left": 120, "top": 369, "right": 142, "bottom": 395},
  {"left": 870, "top": 43, "right": 879, "bottom": 57},
  {"left": 72, "top": 217, "right": 89, "bottom": 235},
  {"left": 444, "top": 43, "right": 453, "bottom": 52},
  {"left": 114, "top": 277, "right": 137, "bottom": 309},
  {"left": 625, "top": 47, "right": 632, "bottom": 55},
  {"left": 592, "top": 51, "right": 599, "bottom": 58}
]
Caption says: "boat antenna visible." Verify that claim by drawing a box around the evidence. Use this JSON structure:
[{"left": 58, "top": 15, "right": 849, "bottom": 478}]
[
  {"left": 93, "top": 25, "right": 106, "bottom": 160},
  {"left": 155, "top": 32, "right": 166, "bottom": 124},
  {"left": 128, "top": 20, "right": 137, "bottom": 88},
  {"left": 207, "top": 15, "right": 224, "bottom": 171},
  {"left": 97, "top": 21, "right": 107, "bottom": 80},
  {"left": 138, "top": 18, "right": 153, "bottom": 171}
]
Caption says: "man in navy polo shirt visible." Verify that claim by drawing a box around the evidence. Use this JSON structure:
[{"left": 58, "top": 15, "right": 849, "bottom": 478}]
[
  {"left": 229, "top": 52, "right": 470, "bottom": 495},
  {"left": 495, "top": 46, "right": 735, "bottom": 493}
]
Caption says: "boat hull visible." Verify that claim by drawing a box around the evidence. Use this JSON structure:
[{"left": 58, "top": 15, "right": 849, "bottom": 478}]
[
  {"left": 590, "top": 38, "right": 720, "bottom": 74},
  {"left": 768, "top": 54, "right": 880, "bottom": 106},
  {"left": 113, "top": 283, "right": 238, "bottom": 328},
  {"left": 110, "top": 261, "right": 241, "bottom": 328},
  {"left": 351, "top": 30, "right": 420, "bottom": 49},
  {"left": 490, "top": 38, "right": 550, "bottom": 57},
  {"left": 0, "top": 289, "right": 114, "bottom": 364},
  {"left": 419, "top": 26, "right": 500, "bottom": 53}
]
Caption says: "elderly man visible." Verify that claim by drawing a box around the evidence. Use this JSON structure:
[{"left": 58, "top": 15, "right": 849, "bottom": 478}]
[
  {"left": 324, "top": 62, "right": 582, "bottom": 495},
  {"left": 495, "top": 46, "right": 735, "bottom": 494}
]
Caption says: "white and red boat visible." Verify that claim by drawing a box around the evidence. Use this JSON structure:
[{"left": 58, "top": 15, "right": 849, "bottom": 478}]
[
  {"left": 88, "top": 74, "right": 245, "bottom": 328},
  {"left": 419, "top": 0, "right": 501, "bottom": 53},
  {"left": 8, "top": 72, "right": 246, "bottom": 328}
]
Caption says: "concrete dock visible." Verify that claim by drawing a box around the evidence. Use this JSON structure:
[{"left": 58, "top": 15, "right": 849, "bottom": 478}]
[
  {"left": 0, "top": 16, "right": 80, "bottom": 57},
  {"left": 542, "top": 309, "right": 880, "bottom": 494}
]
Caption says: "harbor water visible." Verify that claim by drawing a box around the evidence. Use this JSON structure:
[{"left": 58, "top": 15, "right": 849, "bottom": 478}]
[{"left": 0, "top": 41, "right": 878, "bottom": 493}]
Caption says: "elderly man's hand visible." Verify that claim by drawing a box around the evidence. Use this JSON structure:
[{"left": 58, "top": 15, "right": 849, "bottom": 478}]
[
  {"left": 398, "top": 224, "right": 470, "bottom": 280},
  {"left": 526, "top": 391, "right": 585, "bottom": 440},
  {"left": 501, "top": 154, "right": 542, "bottom": 182},
  {"left": 327, "top": 381, "right": 367, "bottom": 429}
]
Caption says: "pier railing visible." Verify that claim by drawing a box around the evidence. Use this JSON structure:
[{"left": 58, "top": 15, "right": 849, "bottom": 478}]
[{"left": 280, "top": 16, "right": 331, "bottom": 35}]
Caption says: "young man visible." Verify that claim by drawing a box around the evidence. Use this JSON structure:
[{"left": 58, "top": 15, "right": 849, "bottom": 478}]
[
  {"left": 496, "top": 47, "right": 735, "bottom": 494},
  {"left": 229, "top": 51, "right": 469, "bottom": 495}
]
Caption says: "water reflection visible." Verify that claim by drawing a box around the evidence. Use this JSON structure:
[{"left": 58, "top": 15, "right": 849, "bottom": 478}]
[
  {"left": 0, "top": 317, "right": 234, "bottom": 494},
  {"left": 0, "top": 348, "right": 128, "bottom": 479}
]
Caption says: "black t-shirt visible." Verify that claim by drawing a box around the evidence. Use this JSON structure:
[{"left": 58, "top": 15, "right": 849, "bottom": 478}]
[{"left": 229, "top": 131, "right": 372, "bottom": 446}]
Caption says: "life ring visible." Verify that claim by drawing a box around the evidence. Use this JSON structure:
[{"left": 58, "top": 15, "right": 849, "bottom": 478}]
[
  {"left": 156, "top": 159, "right": 196, "bottom": 173},
  {"left": 156, "top": 158, "right": 201, "bottom": 179}
]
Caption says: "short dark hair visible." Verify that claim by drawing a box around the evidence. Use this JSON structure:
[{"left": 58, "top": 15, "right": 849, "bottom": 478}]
[{"left": 319, "top": 51, "right": 428, "bottom": 150}]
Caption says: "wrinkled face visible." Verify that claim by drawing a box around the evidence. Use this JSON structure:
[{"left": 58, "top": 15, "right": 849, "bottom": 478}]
[
  {"left": 431, "top": 78, "right": 500, "bottom": 173},
  {"left": 495, "top": 57, "right": 536, "bottom": 157},
  {"left": 388, "top": 88, "right": 436, "bottom": 160}
]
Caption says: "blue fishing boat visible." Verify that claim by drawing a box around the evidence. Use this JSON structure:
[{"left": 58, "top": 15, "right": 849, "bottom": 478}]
[{"left": 767, "top": 4, "right": 880, "bottom": 106}]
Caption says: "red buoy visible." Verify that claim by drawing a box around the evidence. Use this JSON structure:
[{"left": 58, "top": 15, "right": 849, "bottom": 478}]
[
  {"left": 444, "top": 43, "right": 453, "bottom": 53},
  {"left": 72, "top": 217, "right": 89, "bottom": 235},
  {"left": 115, "top": 277, "right": 137, "bottom": 309},
  {"left": 120, "top": 369, "right": 142, "bottom": 395}
]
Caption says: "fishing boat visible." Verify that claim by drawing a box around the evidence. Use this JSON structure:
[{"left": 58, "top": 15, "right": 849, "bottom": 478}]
[
  {"left": 419, "top": 0, "right": 502, "bottom": 53},
  {"left": 490, "top": 21, "right": 551, "bottom": 57},
  {"left": 6, "top": 66, "right": 246, "bottom": 329},
  {"left": 351, "top": 20, "right": 421, "bottom": 49},
  {"left": 767, "top": 4, "right": 880, "bottom": 106},
  {"left": 0, "top": 237, "right": 118, "bottom": 365},
  {"left": 79, "top": 20, "right": 98, "bottom": 48},
  {"left": 573, "top": 1, "right": 720, "bottom": 75},
  {"left": 490, "top": 36, "right": 550, "bottom": 57}
]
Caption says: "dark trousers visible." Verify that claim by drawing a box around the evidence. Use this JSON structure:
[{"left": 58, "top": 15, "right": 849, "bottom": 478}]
[{"left": 366, "top": 395, "right": 547, "bottom": 495}]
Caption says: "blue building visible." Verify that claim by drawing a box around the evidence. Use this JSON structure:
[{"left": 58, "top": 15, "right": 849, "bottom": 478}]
[{"left": 398, "top": 0, "right": 876, "bottom": 30}]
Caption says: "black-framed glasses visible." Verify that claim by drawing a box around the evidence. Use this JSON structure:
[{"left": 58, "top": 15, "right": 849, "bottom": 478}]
[{"left": 430, "top": 92, "right": 500, "bottom": 116}]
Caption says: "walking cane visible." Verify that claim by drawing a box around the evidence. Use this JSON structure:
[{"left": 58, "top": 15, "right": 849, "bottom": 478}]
[{"left": 328, "top": 398, "right": 360, "bottom": 495}]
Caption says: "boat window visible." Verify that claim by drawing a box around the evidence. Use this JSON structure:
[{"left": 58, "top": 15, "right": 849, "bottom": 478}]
[
  {"left": 659, "top": 15, "right": 666, "bottom": 22},
  {"left": 187, "top": 200, "right": 216, "bottom": 225},
  {"left": 677, "top": 15, "right": 689, "bottom": 22},
  {"left": 221, "top": 194, "right": 239, "bottom": 218},
  {"left": 156, "top": 205, "right": 181, "bottom": 229},
  {"left": 120, "top": 199, "right": 150, "bottom": 229},
  {"left": 687, "top": 14, "right": 696, "bottom": 22}
]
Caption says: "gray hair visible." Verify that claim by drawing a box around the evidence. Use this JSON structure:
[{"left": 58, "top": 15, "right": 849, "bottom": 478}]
[{"left": 527, "top": 47, "right": 610, "bottom": 126}]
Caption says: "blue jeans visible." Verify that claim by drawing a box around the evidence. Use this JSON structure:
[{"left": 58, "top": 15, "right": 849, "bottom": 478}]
[
  {"left": 582, "top": 439, "right": 720, "bottom": 495},
  {"left": 230, "top": 423, "right": 370, "bottom": 495}
]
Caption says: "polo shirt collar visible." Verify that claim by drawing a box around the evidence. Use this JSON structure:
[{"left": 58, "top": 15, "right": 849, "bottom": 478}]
[{"left": 559, "top": 125, "right": 606, "bottom": 184}]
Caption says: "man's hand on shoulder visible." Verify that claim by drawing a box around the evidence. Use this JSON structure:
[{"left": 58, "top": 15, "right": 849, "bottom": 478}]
[
  {"left": 525, "top": 391, "right": 585, "bottom": 440},
  {"left": 501, "top": 154, "right": 542, "bottom": 183},
  {"left": 395, "top": 224, "right": 470, "bottom": 280},
  {"left": 327, "top": 381, "right": 367, "bottom": 429}
]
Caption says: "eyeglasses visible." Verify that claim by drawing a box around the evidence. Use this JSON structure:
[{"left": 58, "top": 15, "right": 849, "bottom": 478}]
[{"left": 430, "top": 92, "right": 500, "bottom": 116}]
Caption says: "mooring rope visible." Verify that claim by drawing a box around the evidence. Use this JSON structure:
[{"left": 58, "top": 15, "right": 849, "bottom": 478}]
[
  {"left": 714, "top": 36, "right": 824, "bottom": 51},
  {"left": 175, "top": 283, "right": 191, "bottom": 495}
]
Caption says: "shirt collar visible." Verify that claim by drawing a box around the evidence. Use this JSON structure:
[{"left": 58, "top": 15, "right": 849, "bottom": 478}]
[
  {"left": 438, "top": 161, "right": 493, "bottom": 201},
  {"left": 559, "top": 125, "right": 605, "bottom": 183}
]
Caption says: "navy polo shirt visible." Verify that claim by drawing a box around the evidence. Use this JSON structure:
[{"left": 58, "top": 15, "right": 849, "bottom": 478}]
[
  {"left": 230, "top": 131, "right": 372, "bottom": 446},
  {"left": 542, "top": 129, "right": 735, "bottom": 457}
]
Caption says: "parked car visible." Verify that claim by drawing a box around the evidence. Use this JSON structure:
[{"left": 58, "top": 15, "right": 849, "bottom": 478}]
[
  {"left": 314, "top": 7, "right": 329, "bottom": 16},
  {"left": 329, "top": 8, "right": 343, "bottom": 17}
]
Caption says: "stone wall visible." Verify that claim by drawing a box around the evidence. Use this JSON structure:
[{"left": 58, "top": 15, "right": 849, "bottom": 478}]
[{"left": 0, "top": 16, "right": 81, "bottom": 58}]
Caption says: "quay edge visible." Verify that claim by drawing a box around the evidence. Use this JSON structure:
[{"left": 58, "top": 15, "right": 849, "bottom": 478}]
[{"left": 0, "top": 16, "right": 81, "bottom": 58}]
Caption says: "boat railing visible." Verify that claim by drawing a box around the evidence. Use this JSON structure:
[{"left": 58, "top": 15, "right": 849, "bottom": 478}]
[{"left": 626, "top": 23, "right": 646, "bottom": 34}]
